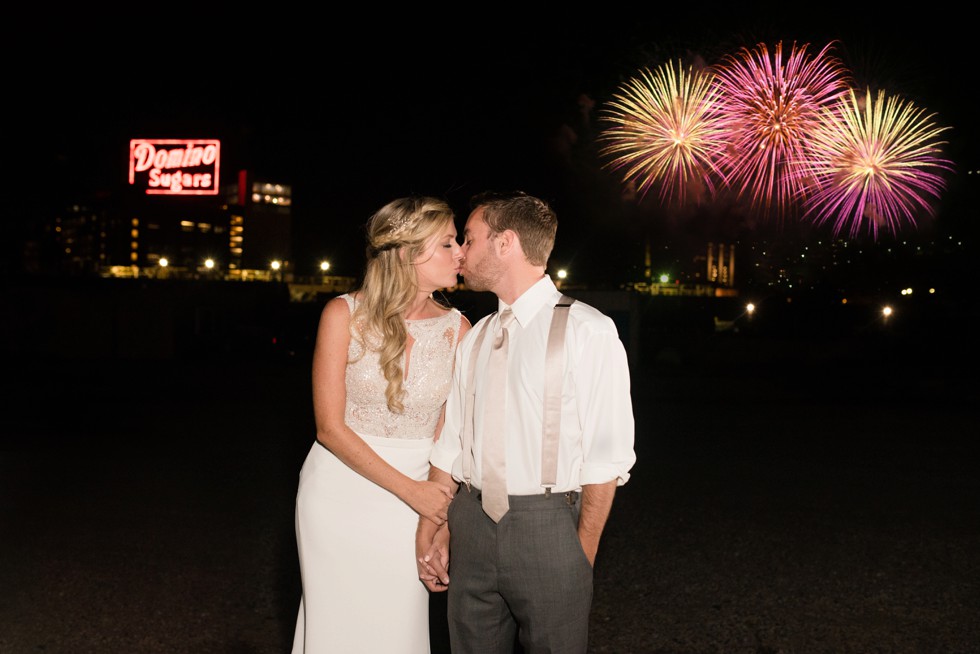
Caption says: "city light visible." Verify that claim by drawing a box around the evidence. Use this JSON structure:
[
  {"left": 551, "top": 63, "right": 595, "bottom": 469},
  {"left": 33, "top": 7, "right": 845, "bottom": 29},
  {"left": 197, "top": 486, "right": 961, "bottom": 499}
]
[
  {"left": 320, "top": 261, "right": 331, "bottom": 272},
  {"left": 204, "top": 259, "right": 214, "bottom": 270},
  {"left": 271, "top": 260, "right": 281, "bottom": 271},
  {"left": 159, "top": 258, "right": 168, "bottom": 268}
]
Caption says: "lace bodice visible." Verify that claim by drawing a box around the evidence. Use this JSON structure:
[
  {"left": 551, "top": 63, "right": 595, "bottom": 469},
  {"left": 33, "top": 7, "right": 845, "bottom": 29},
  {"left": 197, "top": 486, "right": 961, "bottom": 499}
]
[{"left": 342, "top": 294, "right": 462, "bottom": 439}]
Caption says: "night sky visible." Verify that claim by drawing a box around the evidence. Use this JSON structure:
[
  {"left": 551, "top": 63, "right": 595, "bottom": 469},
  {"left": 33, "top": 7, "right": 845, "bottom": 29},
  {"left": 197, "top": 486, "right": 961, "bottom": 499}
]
[{"left": 11, "top": 9, "right": 975, "bottom": 280}]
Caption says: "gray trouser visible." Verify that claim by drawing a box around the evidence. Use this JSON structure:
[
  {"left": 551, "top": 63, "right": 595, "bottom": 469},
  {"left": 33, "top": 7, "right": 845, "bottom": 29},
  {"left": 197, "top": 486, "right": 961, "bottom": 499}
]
[{"left": 446, "top": 487, "right": 593, "bottom": 654}]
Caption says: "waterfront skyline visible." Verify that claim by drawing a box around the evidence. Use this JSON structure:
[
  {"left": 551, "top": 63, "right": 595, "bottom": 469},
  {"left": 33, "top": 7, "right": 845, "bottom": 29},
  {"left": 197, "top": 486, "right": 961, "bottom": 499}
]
[{"left": 10, "top": 9, "right": 975, "bottom": 282}]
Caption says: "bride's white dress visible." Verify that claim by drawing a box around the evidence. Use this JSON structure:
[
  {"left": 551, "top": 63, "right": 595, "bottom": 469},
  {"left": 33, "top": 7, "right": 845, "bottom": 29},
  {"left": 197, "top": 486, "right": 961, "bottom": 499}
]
[{"left": 292, "top": 294, "right": 462, "bottom": 653}]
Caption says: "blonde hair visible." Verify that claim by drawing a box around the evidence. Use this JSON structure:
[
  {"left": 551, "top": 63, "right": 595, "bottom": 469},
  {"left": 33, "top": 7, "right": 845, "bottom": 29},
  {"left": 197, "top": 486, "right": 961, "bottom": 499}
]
[{"left": 350, "top": 196, "right": 455, "bottom": 412}]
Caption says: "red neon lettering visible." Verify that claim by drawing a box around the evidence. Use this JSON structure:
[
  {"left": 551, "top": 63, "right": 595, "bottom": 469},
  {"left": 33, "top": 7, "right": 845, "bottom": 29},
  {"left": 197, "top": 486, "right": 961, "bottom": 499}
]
[
  {"left": 133, "top": 142, "right": 157, "bottom": 172},
  {"left": 151, "top": 172, "right": 182, "bottom": 192},
  {"left": 183, "top": 146, "right": 201, "bottom": 167},
  {"left": 133, "top": 142, "right": 220, "bottom": 172},
  {"left": 153, "top": 149, "right": 171, "bottom": 169},
  {"left": 130, "top": 139, "right": 220, "bottom": 195},
  {"left": 166, "top": 149, "right": 185, "bottom": 168}
]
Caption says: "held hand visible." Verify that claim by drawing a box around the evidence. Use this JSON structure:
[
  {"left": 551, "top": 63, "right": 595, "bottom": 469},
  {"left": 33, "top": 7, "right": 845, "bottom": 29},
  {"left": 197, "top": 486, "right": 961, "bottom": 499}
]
[
  {"left": 417, "top": 524, "right": 450, "bottom": 591},
  {"left": 409, "top": 480, "right": 453, "bottom": 526}
]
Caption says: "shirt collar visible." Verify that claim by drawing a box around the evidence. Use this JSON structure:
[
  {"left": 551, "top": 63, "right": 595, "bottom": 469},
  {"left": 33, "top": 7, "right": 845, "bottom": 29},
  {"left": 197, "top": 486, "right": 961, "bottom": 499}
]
[{"left": 498, "top": 275, "right": 559, "bottom": 328}]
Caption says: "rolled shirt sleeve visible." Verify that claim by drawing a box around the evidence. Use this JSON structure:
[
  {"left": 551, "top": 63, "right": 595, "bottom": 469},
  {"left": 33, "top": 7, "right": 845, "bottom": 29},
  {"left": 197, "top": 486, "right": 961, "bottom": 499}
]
[{"left": 575, "top": 316, "right": 636, "bottom": 487}]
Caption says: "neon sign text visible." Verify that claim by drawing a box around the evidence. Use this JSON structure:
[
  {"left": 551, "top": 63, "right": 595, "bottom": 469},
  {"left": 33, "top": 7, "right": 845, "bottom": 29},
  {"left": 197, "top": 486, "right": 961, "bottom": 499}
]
[{"left": 129, "top": 139, "right": 221, "bottom": 196}]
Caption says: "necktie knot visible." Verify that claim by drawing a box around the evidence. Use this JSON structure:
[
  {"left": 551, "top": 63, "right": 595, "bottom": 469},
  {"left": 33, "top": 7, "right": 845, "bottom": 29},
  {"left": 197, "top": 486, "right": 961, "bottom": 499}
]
[{"left": 493, "top": 308, "right": 515, "bottom": 349}]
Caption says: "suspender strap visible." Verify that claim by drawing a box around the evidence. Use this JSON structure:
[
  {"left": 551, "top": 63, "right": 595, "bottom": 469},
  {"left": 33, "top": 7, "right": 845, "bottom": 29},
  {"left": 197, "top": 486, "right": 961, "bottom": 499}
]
[
  {"left": 460, "top": 313, "right": 494, "bottom": 489},
  {"left": 542, "top": 295, "right": 575, "bottom": 492}
]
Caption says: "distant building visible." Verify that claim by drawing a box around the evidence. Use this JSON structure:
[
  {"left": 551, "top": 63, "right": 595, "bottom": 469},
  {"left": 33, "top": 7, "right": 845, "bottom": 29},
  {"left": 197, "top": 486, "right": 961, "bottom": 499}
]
[
  {"left": 222, "top": 170, "right": 293, "bottom": 280},
  {"left": 50, "top": 201, "right": 111, "bottom": 276},
  {"left": 706, "top": 242, "right": 736, "bottom": 287},
  {"left": 38, "top": 166, "right": 294, "bottom": 282}
]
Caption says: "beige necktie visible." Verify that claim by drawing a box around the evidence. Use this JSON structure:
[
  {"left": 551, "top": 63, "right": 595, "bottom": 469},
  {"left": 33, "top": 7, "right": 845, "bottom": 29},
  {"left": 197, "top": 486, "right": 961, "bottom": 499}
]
[{"left": 482, "top": 308, "right": 514, "bottom": 522}]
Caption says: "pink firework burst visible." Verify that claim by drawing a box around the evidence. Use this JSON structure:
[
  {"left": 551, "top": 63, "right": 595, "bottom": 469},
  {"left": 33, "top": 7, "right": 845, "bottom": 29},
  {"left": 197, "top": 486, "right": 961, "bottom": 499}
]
[
  {"left": 801, "top": 87, "right": 954, "bottom": 239},
  {"left": 712, "top": 41, "right": 851, "bottom": 219},
  {"left": 598, "top": 59, "right": 731, "bottom": 206}
]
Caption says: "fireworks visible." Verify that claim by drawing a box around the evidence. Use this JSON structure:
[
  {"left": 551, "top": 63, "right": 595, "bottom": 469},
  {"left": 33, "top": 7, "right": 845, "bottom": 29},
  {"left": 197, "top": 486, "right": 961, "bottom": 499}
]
[
  {"left": 800, "top": 88, "right": 953, "bottom": 239},
  {"left": 597, "top": 39, "right": 954, "bottom": 240},
  {"left": 597, "top": 60, "right": 730, "bottom": 206},
  {"left": 711, "top": 41, "right": 851, "bottom": 219}
]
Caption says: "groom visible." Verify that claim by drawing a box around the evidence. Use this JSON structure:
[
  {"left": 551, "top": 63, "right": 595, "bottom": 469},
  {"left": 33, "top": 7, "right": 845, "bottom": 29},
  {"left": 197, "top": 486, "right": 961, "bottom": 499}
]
[{"left": 417, "top": 190, "right": 636, "bottom": 653}]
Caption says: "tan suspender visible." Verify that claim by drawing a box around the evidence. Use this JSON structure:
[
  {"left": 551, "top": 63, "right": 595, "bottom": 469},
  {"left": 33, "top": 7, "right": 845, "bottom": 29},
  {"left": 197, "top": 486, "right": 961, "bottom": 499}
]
[
  {"left": 541, "top": 295, "right": 574, "bottom": 494},
  {"left": 460, "top": 295, "right": 576, "bottom": 493}
]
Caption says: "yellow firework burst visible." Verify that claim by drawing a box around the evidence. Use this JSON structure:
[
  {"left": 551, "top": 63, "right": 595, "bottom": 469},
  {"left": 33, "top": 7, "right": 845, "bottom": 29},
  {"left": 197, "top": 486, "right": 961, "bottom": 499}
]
[{"left": 598, "top": 60, "right": 730, "bottom": 207}]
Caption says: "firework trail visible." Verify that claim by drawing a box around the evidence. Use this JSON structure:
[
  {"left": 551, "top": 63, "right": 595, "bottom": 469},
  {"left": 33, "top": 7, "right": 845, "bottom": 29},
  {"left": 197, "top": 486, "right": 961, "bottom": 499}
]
[
  {"left": 712, "top": 41, "right": 851, "bottom": 219},
  {"left": 801, "top": 87, "right": 953, "bottom": 239},
  {"left": 598, "top": 59, "right": 731, "bottom": 206}
]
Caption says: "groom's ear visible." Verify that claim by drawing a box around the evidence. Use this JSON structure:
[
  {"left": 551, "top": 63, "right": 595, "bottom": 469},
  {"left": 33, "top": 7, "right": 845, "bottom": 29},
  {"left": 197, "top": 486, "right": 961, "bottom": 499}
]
[{"left": 495, "top": 229, "right": 517, "bottom": 257}]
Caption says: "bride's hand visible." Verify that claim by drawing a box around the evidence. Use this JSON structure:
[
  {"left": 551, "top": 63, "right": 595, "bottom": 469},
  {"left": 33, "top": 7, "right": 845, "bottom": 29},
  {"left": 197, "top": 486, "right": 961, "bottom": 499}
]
[{"left": 408, "top": 480, "right": 453, "bottom": 525}]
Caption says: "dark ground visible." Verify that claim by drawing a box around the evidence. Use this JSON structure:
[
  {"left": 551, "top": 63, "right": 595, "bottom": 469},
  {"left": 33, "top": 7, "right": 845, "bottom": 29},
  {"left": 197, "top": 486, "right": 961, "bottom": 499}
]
[{"left": 1, "top": 300, "right": 979, "bottom": 653}]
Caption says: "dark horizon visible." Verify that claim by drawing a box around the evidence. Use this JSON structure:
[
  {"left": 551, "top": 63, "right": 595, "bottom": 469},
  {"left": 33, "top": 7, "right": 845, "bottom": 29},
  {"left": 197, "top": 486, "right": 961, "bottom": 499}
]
[{"left": 9, "top": 10, "right": 976, "bottom": 283}]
